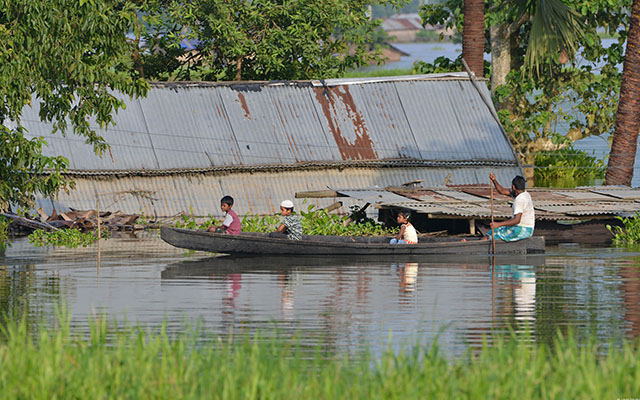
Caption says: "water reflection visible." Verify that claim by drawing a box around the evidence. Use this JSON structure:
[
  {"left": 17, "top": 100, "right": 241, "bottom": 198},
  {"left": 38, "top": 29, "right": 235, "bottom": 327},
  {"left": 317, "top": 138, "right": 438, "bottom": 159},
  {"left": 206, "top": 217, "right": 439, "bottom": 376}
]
[
  {"left": 392, "top": 263, "right": 419, "bottom": 302},
  {"left": 1, "top": 237, "right": 640, "bottom": 357},
  {"left": 620, "top": 262, "right": 640, "bottom": 339},
  {"left": 0, "top": 264, "right": 62, "bottom": 333},
  {"left": 494, "top": 265, "right": 536, "bottom": 323}
]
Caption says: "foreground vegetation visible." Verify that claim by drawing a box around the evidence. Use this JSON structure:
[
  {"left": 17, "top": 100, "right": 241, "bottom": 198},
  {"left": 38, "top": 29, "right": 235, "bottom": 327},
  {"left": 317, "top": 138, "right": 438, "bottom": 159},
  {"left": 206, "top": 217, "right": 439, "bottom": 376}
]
[{"left": 0, "top": 315, "right": 638, "bottom": 399}]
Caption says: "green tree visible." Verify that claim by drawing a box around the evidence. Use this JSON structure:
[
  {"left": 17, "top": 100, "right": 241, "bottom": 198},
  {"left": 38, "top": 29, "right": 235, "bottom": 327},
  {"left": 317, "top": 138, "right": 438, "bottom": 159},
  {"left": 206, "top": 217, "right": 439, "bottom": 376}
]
[
  {"left": 139, "top": 0, "right": 404, "bottom": 81},
  {"left": 419, "top": 0, "right": 628, "bottom": 184},
  {"left": 0, "top": 0, "right": 148, "bottom": 212}
]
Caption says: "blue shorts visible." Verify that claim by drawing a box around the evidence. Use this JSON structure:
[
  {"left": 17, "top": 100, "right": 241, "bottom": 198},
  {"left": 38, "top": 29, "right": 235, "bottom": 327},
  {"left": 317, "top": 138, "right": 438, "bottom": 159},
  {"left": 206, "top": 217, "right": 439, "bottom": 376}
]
[{"left": 486, "top": 226, "right": 533, "bottom": 242}]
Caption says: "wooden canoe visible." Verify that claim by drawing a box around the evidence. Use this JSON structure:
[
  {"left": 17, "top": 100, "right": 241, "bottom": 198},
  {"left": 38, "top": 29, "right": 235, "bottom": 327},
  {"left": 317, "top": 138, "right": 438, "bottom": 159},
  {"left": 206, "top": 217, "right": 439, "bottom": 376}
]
[{"left": 160, "top": 226, "right": 545, "bottom": 256}]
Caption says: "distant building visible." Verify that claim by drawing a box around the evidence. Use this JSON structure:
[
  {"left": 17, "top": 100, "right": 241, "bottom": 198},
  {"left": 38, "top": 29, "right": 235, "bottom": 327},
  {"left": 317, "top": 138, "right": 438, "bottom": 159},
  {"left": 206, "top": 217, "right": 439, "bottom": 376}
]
[
  {"left": 377, "top": 44, "right": 410, "bottom": 63},
  {"left": 382, "top": 13, "right": 455, "bottom": 42}
]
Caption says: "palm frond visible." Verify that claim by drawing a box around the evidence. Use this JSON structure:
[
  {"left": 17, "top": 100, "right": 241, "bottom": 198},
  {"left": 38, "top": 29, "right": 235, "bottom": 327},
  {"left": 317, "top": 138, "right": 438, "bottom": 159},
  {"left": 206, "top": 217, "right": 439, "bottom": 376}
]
[{"left": 526, "top": 0, "right": 586, "bottom": 76}]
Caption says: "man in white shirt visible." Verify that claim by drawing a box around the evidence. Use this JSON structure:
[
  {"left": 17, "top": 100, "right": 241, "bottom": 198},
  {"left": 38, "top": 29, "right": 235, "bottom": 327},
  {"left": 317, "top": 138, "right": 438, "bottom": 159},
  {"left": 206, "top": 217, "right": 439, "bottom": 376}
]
[{"left": 487, "top": 172, "right": 535, "bottom": 242}]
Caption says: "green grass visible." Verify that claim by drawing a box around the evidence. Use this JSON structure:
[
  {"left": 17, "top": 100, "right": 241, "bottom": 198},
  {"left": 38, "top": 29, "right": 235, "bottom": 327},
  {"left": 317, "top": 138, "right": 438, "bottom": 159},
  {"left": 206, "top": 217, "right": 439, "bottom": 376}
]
[{"left": 0, "top": 313, "right": 639, "bottom": 399}]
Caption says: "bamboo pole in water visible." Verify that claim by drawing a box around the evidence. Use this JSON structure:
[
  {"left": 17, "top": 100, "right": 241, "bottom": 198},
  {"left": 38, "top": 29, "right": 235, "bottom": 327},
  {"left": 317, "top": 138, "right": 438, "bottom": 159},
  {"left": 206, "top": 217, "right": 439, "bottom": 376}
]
[
  {"left": 96, "top": 196, "right": 101, "bottom": 275},
  {"left": 491, "top": 184, "right": 495, "bottom": 254}
]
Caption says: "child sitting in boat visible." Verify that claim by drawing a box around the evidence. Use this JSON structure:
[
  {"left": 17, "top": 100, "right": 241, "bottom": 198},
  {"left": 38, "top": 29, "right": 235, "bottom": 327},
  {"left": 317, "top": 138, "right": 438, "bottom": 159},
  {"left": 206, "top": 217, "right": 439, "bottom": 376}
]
[
  {"left": 208, "top": 195, "right": 242, "bottom": 235},
  {"left": 270, "top": 200, "right": 303, "bottom": 240},
  {"left": 390, "top": 210, "right": 418, "bottom": 244}
]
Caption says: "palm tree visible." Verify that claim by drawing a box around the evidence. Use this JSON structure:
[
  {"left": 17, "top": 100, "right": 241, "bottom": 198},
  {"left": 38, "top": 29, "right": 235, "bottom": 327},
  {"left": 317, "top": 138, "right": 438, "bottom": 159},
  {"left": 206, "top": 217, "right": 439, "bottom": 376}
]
[
  {"left": 463, "top": 0, "right": 485, "bottom": 77},
  {"left": 489, "top": 0, "right": 585, "bottom": 93},
  {"left": 605, "top": 0, "right": 640, "bottom": 186}
]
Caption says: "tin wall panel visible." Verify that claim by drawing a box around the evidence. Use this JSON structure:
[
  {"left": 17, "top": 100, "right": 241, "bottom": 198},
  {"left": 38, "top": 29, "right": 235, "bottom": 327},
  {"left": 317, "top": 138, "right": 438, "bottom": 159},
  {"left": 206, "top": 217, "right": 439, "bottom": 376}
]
[{"left": 46, "top": 166, "right": 514, "bottom": 217}]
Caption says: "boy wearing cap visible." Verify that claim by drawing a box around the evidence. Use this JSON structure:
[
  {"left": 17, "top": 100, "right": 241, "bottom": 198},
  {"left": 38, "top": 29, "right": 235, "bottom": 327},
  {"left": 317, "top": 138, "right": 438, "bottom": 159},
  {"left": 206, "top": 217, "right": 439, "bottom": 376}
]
[{"left": 272, "top": 200, "right": 303, "bottom": 240}]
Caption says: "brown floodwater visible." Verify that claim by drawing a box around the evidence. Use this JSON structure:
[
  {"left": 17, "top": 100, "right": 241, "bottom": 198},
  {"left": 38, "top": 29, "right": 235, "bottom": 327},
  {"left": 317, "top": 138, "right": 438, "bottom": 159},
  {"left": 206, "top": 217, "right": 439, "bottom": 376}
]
[{"left": 1, "top": 233, "right": 639, "bottom": 357}]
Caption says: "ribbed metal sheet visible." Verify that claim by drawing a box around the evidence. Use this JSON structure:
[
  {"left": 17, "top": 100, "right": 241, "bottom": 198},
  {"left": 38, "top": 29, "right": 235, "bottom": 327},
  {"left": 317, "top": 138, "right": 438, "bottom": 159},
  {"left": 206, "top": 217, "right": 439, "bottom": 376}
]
[
  {"left": 590, "top": 188, "right": 640, "bottom": 199},
  {"left": 395, "top": 80, "right": 516, "bottom": 163},
  {"left": 335, "top": 190, "right": 413, "bottom": 204},
  {"left": 265, "top": 85, "right": 341, "bottom": 162},
  {"left": 41, "top": 166, "right": 516, "bottom": 217},
  {"left": 20, "top": 74, "right": 519, "bottom": 172},
  {"left": 316, "top": 82, "right": 422, "bottom": 159},
  {"left": 552, "top": 190, "right": 612, "bottom": 200},
  {"left": 140, "top": 87, "right": 242, "bottom": 169}
]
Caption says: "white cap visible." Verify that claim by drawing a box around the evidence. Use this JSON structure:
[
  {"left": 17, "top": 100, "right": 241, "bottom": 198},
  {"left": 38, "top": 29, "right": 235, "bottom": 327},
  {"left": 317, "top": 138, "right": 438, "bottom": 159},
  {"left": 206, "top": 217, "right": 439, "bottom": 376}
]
[{"left": 280, "top": 200, "right": 294, "bottom": 209}]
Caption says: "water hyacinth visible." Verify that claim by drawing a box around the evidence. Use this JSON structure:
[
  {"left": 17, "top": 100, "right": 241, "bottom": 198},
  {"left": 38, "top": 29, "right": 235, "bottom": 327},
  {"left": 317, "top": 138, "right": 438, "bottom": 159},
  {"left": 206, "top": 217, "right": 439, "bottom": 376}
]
[
  {"left": 0, "top": 312, "right": 638, "bottom": 399},
  {"left": 242, "top": 205, "right": 396, "bottom": 237},
  {"left": 608, "top": 212, "right": 640, "bottom": 245}
]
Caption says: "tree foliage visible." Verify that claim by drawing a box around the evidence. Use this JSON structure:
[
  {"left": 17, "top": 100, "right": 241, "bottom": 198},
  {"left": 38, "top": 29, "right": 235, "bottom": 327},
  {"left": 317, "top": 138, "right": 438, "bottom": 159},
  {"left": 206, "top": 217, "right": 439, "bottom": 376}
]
[
  {"left": 417, "top": 0, "right": 629, "bottom": 182},
  {"left": 134, "top": 0, "right": 404, "bottom": 81},
  {"left": 0, "top": 0, "right": 149, "bottom": 211}
]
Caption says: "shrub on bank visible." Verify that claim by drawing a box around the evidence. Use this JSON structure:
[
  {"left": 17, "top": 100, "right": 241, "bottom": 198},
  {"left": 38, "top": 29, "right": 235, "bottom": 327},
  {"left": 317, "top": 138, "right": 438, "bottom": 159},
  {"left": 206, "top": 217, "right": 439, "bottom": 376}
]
[{"left": 0, "top": 315, "right": 638, "bottom": 399}]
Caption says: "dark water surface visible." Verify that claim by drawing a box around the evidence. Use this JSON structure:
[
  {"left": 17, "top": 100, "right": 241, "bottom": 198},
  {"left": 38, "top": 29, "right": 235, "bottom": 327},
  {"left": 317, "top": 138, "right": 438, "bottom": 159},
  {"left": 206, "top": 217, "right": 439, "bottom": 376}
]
[{"left": 1, "top": 234, "right": 639, "bottom": 356}]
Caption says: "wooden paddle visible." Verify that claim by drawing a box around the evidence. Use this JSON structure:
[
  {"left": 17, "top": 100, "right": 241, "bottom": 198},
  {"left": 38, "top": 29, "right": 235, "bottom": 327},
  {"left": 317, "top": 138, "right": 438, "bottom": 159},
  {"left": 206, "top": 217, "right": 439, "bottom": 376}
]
[{"left": 491, "top": 182, "right": 495, "bottom": 254}]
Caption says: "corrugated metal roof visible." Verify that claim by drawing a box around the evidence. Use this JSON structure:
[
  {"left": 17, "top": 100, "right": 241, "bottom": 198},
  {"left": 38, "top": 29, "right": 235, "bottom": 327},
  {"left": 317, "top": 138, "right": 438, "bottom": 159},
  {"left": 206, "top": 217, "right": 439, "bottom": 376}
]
[
  {"left": 21, "top": 73, "right": 519, "bottom": 172},
  {"left": 19, "top": 73, "right": 528, "bottom": 217},
  {"left": 307, "top": 185, "right": 640, "bottom": 221},
  {"left": 381, "top": 14, "right": 424, "bottom": 31}
]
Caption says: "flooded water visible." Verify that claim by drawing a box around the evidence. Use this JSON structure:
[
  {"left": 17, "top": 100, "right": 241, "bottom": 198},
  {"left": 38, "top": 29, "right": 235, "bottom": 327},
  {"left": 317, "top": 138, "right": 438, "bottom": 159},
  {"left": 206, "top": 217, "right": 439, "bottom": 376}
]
[{"left": 1, "top": 234, "right": 639, "bottom": 357}]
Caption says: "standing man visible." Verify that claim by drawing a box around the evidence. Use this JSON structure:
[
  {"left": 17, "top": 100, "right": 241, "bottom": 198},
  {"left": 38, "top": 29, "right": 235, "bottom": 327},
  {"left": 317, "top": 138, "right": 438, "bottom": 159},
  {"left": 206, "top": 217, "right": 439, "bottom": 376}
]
[{"left": 487, "top": 172, "right": 535, "bottom": 242}]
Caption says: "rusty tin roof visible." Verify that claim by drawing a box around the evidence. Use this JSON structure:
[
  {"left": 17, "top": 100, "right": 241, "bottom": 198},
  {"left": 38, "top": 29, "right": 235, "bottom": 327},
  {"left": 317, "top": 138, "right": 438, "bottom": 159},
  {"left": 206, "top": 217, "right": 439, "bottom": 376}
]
[
  {"left": 22, "top": 73, "right": 528, "bottom": 217},
  {"left": 22, "top": 72, "right": 519, "bottom": 173}
]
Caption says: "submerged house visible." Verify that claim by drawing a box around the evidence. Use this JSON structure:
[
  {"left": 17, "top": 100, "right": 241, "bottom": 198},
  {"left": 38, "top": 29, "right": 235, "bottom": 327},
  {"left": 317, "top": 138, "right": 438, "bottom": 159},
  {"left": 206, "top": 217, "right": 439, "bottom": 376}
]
[{"left": 23, "top": 72, "right": 523, "bottom": 220}]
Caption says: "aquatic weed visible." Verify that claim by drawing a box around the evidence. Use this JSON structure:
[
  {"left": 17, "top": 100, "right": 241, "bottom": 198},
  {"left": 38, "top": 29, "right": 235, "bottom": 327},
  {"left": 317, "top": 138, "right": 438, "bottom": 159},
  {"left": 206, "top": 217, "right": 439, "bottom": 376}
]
[
  {"left": 607, "top": 212, "right": 640, "bottom": 245},
  {"left": 28, "top": 228, "right": 110, "bottom": 248},
  {"left": 241, "top": 205, "right": 395, "bottom": 236}
]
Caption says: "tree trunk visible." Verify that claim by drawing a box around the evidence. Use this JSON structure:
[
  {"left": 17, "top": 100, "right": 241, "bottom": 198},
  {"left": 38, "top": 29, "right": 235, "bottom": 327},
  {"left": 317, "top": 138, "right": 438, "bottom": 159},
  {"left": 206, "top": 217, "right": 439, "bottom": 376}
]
[
  {"left": 490, "top": 24, "right": 510, "bottom": 96},
  {"left": 462, "top": 0, "right": 485, "bottom": 77},
  {"left": 235, "top": 57, "right": 242, "bottom": 81},
  {"left": 605, "top": 0, "right": 640, "bottom": 186}
]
